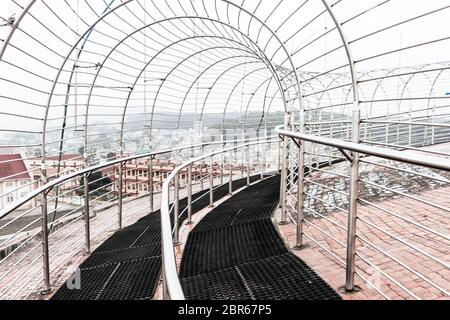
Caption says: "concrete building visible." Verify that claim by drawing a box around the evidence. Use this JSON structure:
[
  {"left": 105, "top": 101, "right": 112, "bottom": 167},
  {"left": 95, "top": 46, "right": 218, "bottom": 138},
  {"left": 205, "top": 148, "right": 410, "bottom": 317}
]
[{"left": 0, "top": 154, "right": 33, "bottom": 210}]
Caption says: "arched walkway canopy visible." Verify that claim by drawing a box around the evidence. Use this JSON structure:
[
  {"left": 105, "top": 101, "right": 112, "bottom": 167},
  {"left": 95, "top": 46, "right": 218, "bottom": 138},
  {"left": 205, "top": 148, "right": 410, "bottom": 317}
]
[{"left": 0, "top": 0, "right": 449, "bottom": 167}]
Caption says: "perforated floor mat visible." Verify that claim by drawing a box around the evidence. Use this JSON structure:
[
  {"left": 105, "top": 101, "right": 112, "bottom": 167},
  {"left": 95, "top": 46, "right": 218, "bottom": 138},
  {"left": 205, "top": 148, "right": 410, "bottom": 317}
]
[
  {"left": 180, "top": 176, "right": 342, "bottom": 300},
  {"left": 52, "top": 176, "right": 260, "bottom": 300}
]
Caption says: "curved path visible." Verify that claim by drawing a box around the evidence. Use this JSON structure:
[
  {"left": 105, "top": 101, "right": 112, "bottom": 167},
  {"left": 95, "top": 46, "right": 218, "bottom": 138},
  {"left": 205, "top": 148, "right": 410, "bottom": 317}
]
[
  {"left": 180, "top": 176, "right": 341, "bottom": 300},
  {"left": 52, "top": 176, "right": 258, "bottom": 300}
]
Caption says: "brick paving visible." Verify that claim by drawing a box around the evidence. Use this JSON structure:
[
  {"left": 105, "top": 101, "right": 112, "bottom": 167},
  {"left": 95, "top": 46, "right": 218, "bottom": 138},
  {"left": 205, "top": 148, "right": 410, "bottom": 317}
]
[{"left": 279, "top": 144, "right": 450, "bottom": 300}]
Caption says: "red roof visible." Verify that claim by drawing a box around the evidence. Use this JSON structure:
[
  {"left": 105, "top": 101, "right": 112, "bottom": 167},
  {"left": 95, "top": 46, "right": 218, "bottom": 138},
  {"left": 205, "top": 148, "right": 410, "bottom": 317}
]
[{"left": 0, "top": 154, "right": 31, "bottom": 181}]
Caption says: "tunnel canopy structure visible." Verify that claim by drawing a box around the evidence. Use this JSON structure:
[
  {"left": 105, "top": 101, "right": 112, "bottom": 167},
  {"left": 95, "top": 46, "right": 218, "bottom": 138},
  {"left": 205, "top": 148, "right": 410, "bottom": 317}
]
[
  {"left": 1, "top": 0, "right": 449, "bottom": 164},
  {"left": 0, "top": 0, "right": 449, "bottom": 301}
]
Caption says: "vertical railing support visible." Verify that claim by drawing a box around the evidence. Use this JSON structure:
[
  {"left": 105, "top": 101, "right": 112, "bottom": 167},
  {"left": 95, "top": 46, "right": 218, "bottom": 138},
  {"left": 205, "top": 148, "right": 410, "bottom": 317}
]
[
  {"left": 261, "top": 139, "right": 267, "bottom": 179},
  {"left": 229, "top": 149, "right": 233, "bottom": 195},
  {"left": 187, "top": 164, "right": 193, "bottom": 224},
  {"left": 279, "top": 113, "right": 291, "bottom": 225},
  {"left": 83, "top": 172, "right": 91, "bottom": 254},
  {"left": 118, "top": 162, "right": 123, "bottom": 230},
  {"left": 200, "top": 145, "right": 204, "bottom": 190},
  {"left": 241, "top": 143, "right": 245, "bottom": 178},
  {"left": 149, "top": 157, "right": 154, "bottom": 213},
  {"left": 321, "top": 0, "right": 361, "bottom": 292},
  {"left": 221, "top": 143, "right": 225, "bottom": 185},
  {"left": 277, "top": 138, "right": 281, "bottom": 173},
  {"left": 174, "top": 173, "right": 181, "bottom": 246},
  {"left": 294, "top": 139, "right": 306, "bottom": 249},
  {"left": 209, "top": 156, "right": 214, "bottom": 207},
  {"left": 345, "top": 151, "right": 360, "bottom": 292},
  {"left": 246, "top": 144, "right": 251, "bottom": 186},
  {"left": 40, "top": 187, "right": 52, "bottom": 294}
]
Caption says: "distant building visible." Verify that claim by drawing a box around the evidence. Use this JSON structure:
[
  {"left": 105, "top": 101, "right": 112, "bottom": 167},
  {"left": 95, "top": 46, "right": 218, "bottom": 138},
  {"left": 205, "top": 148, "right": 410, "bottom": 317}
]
[
  {"left": 0, "top": 154, "right": 33, "bottom": 210},
  {"left": 109, "top": 159, "right": 226, "bottom": 197},
  {"left": 27, "top": 154, "right": 84, "bottom": 192}
]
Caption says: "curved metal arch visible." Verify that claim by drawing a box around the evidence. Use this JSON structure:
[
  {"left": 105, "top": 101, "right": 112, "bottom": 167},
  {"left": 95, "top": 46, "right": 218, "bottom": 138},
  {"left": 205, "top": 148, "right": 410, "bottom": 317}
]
[
  {"left": 256, "top": 78, "right": 276, "bottom": 135},
  {"left": 218, "top": 66, "right": 273, "bottom": 134},
  {"left": 8, "top": 0, "right": 302, "bottom": 164},
  {"left": 219, "top": 0, "right": 305, "bottom": 123},
  {"left": 424, "top": 64, "right": 450, "bottom": 143},
  {"left": 87, "top": 35, "right": 257, "bottom": 156},
  {"left": 321, "top": 0, "right": 360, "bottom": 137},
  {"left": 242, "top": 77, "right": 274, "bottom": 133},
  {"left": 81, "top": 30, "right": 263, "bottom": 153},
  {"left": 0, "top": 0, "right": 37, "bottom": 61},
  {"left": 41, "top": 0, "right": 134, "bottom": 164},
  {"left": 368, "top": 68, "right": 409, "bottom": 120},
  {"left": 144, "top": 15, "right": 290, "bottom": 103},
  {"left": 198, "top": 60, "right": 266, "bottom": 131},
  {"left": 148, "top": 45, "right": 270, "bottom": 133},
  {"left": 174, "top": 57, "right": 264, "bottom": 138},
  {"left": 397, "top": 65, "right": 431, "bottom": 112},
  {"left": 396, "top": 65, "right": 434, "bottom": 146}
]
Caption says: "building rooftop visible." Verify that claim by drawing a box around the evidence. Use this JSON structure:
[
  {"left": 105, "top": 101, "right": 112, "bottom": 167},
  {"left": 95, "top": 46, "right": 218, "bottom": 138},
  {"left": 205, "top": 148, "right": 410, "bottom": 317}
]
[{"left": 0, "top": 154, "right": 31, "bottom": 181}]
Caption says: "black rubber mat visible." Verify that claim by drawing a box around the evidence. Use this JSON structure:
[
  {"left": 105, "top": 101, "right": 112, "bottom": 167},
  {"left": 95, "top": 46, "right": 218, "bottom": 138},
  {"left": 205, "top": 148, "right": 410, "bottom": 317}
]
[
  {"left": 180, "top": 175, "right": 342, "bottom": 300},
  {"left": 52, "top": 175, "right": 260, "bottom": 300},
  {"left": 79, "top": 244, "right": 160, "bottom": 269}
]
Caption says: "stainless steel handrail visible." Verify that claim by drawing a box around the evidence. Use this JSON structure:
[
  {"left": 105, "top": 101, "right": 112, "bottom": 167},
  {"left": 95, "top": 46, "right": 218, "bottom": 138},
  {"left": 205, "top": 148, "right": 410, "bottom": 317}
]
[
  {"left": 0, "top": 136, "right": 278, "bottom": 298},
  {"left": 275, "top": 126, "right": 450, "bottom": 171},
  {"left": 0, "top": 136, "right": 276, "bottom": 221},
  {"left": 160, "top": 137, "right": 278, "bottom": 300},
  {"left": 276, "top": 125, "right": 450, "bottom": 298}
]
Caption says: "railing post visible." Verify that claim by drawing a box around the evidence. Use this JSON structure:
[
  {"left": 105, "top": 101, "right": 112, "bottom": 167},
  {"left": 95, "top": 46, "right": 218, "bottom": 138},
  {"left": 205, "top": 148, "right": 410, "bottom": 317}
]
[
  {"left": 277, "top": 138, "right": 281, "bottom": 173},
  {"left": 261, "top": 140, "right": 266, "bottom": 179},
  {"left": 40, "top": 163, "right": 51, "bottom": 294},
  {"left": 346, "top": 151, "right": 360, "bottom": 292},
  {"left": 83, "top": 172, "right": 91, "bottom": 254},
  {"left": 200, "top": 145, "right": 204, "bottom": 190},
  {"left": 241, "top": 144, "right": 245, "bottom": 179},
  {"left": 295, "top": 139, "right": 306, "bottom": 249},
  {"left": 148, "top": 157, "right": 154, "bottom": 213},
  {"left": 118, "top": 162, "right": 123, "bottom": 230},
  {"left": 162, "top": 247, "right": 168, "bottom": 300},
  {"left": 199, "top": 162, "right": 204, "bottom": 191},
  {"left": 246, "top": 144, "right": 251, "bottom": 186},
  {"left": 220, "top": 147, "right": 225, "bottom": 185},
  {"left": 187, "top": 164, "right": 193, "bottom": 225},
  {"left": 229, "top": 149, "right": 233, "bottom": 195},
  {"left": 174, "top": 173, "right": 181, "bottom": 245},
  {"left": 40, "top": 189, "right": 52, "bottom": 294},
  {"left": 279, "top": 113, "right": 291, "bottom": 225},
  {"left": 209, "top": 156, "right": 214, "bottom": 208}
]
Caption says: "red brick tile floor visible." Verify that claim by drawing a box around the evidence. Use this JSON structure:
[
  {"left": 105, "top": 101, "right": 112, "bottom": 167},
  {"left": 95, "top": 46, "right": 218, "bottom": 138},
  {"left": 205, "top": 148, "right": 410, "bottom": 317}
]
[{"left": 277, "top": 185, "right": 450, "bottom": 300}]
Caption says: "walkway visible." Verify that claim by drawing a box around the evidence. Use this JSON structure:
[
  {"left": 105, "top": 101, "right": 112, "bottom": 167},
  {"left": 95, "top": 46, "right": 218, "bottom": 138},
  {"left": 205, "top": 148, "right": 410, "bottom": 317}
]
[
  {"left": 51, "top": 176, "right": 259, "bottom": 300},
  {"left": 179, "top": 176, "right": 341, "bottom": 300}
]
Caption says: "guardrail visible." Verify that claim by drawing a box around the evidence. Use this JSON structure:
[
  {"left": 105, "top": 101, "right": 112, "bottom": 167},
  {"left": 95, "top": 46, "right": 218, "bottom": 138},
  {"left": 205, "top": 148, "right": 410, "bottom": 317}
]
[
  {"left": 276, "top": 125, "right": 450, "bottom": 299},
  {"left": 160, "top": 138, "right": 279, "bottom": 300},
  {"left": 0, "top": 136, "right": 279, "bottom": 299}
]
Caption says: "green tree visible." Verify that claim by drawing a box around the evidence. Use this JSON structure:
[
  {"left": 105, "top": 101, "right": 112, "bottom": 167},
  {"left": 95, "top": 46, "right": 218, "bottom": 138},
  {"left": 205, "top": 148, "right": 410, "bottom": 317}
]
[{"left": 78, "top": 172, "right": 112, "bottom": 196}]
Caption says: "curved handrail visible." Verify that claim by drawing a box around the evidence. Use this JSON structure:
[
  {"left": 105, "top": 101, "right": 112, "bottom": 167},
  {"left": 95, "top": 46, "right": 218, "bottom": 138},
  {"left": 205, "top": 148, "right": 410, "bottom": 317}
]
[
  {"left": 160, "top": 137, "right": 278, "bottom": 300},
  {"left": 0, "top": 136, "right": 277, "bottom": 221},
  {"left": 275, "top": 125, "right": 450, "bottom": 171}
]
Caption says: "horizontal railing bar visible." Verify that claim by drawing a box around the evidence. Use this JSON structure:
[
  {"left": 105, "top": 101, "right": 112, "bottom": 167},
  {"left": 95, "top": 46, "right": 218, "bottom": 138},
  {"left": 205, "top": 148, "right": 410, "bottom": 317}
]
[
  {"left": 357, "top": 216, "right": 450, "bottom": 268},
  {"left": 161, "top": 138, "right": 278, "bottom": 300},
  {"left": 358, "top": 198, "right": 450, "bottom": 241},
  {"left": 0, "top": 137, "right": 277, "bottom": 221},
  {"left": 359, "top": 179, "right": 450, "bottom": 212},
  {"left": 359, "top": 159, "right": 450, "bottom": 185},
  {"left": 276, "top": 126, "right": 450, "bottom": 171},
  {"left": 362, "top": 120, "right": 450, "bottom": 128},
  {"left": 356, "top": 235, "right": 450, "bottom": 296}
]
